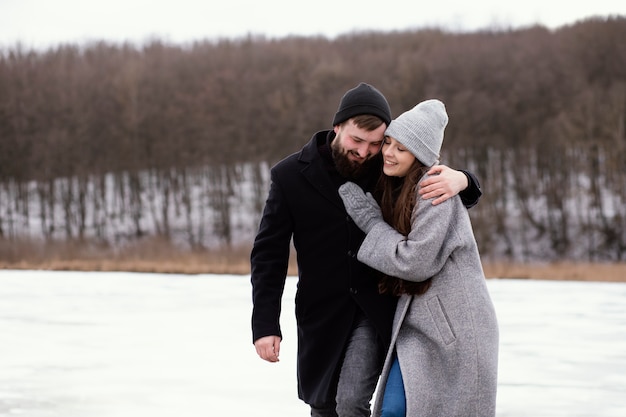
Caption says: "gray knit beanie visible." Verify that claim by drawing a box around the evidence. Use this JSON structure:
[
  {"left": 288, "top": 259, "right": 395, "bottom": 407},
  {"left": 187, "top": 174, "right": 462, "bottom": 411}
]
[
  {"left": 384, "top": 99, "right": 448, "bottom": 167},
  {"left": 332, "top": 82, "right": 392, "bottom": 126}
]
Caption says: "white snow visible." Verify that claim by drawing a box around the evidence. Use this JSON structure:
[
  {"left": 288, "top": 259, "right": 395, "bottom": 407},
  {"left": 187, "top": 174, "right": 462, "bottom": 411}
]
[{"left": 0, "top": 271, "right": 625, "bottom": 416}]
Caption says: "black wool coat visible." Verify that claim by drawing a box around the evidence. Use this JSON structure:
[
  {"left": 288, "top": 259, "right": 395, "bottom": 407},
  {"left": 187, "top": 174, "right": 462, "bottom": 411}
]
[{"left": 251, "top": 130, "right": 398, "bottom": 406}]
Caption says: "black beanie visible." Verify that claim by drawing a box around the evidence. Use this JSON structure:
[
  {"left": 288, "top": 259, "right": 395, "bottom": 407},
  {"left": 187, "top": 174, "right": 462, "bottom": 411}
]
[{"left": 332, "top": 82, "right": 392, "bottom": 126}]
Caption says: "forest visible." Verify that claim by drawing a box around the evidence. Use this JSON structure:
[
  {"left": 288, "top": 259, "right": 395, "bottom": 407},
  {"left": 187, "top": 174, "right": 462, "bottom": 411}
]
[{"left": 0, "top": 16, "right": 625, "bottom": 264}]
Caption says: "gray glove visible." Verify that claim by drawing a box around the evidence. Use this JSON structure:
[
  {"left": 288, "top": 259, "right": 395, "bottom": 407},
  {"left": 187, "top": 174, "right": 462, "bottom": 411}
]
[{"left": 338, "top": 182, "right": 384, "bottom": 234}]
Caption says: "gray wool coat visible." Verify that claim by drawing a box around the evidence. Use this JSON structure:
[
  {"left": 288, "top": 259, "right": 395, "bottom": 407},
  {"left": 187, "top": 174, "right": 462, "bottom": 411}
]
[{"left": 351, "top": 175, "right": 499, "bottom": 417}]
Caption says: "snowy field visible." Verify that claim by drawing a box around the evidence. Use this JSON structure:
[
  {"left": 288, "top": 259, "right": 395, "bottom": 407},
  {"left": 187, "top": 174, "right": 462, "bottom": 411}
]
[{"left": 0, "top": 270, "right": 625, "bottom": 417}]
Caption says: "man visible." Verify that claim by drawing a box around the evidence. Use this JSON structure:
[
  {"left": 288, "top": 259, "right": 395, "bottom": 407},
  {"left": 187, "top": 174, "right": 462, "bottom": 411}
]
[{"left": 251, "top": 82, "right": 482, "bottom": 417}]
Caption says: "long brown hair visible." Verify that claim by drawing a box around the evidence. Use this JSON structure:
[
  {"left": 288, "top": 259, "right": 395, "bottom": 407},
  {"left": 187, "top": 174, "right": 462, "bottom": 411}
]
[{"left": 375, "top": 159, "right": 432, "bottom": 296}]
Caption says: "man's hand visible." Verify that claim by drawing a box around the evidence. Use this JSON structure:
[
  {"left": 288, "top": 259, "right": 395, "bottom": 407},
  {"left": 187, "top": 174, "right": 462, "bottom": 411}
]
[
  {"left": 418, "top": 164, "right": 469, "bottom": 205},
  {"left": 254, "top": 335, "right": 281, "bottom": 363}
]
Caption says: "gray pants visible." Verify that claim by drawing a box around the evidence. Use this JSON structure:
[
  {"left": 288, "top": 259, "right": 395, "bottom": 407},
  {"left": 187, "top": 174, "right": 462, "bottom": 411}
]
[{"left": 310, "top": 313, "right": 384, "bottom": 417}]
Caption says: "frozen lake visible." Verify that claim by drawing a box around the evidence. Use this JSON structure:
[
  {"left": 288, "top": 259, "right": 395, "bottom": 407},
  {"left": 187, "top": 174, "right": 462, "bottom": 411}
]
[{"left": 0, "top": 270, "right": 625, "bottom": 417}]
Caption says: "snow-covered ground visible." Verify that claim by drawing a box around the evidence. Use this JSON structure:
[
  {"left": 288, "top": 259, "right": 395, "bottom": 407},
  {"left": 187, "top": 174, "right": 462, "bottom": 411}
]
[{"left": 0, "top": 271, "right": 625, "bottom": 417}]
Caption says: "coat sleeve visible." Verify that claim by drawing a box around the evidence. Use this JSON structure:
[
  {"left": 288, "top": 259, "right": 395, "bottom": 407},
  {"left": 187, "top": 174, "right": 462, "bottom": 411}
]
[
  {"left": 356, "top": 188, "right": 465, "bottom": 281},
  {"left": 250, "top": 167, "right": 293, "bottom": 343},
  {"left": 459, "top": 169, "right": 482, "bottom": 209}
]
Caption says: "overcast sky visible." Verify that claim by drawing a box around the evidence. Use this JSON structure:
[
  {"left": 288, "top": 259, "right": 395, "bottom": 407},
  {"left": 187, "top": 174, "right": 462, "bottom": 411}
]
[{"left": 1, "top": 0, "right": 625, "bottom": 50}]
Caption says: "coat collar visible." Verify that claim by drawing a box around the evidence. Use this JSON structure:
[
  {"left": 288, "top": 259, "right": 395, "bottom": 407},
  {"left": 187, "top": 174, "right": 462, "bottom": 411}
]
[
  {"left": 299, "top": 130, "right": 332, "bottom": 163},
  {"left": 298, "top": 130, "right": 343, "bottom": 208},
  {"left": 297, "top": 129, "right": 382, "bottom": 207}
]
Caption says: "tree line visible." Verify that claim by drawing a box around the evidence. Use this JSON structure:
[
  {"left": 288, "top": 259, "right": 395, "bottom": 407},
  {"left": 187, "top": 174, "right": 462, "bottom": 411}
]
[{"left": 0, "top": 16, "right": 625, "bottom": 261}]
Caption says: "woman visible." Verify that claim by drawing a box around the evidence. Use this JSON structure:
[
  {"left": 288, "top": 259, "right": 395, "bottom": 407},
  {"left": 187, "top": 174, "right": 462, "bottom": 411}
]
[{"left": 338, "top": 99, "right": 499, "bottom": 417}]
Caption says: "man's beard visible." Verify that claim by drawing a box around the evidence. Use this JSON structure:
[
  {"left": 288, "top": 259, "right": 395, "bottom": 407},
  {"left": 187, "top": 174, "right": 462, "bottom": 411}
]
[{"left": 331, "top": 139, "right": 377, "bottom": 180}]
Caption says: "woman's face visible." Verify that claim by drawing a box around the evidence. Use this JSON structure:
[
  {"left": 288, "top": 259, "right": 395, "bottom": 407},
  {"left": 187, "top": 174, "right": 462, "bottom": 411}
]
[{"left": 381, "top": 136, "right": 416, "bottom": 177}]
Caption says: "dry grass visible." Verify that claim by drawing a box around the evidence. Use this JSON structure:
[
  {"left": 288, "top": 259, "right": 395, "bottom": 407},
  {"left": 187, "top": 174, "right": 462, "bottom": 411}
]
[
  {"left": 1, "top": 238, "right": 624, "bottom": 282},
  {"left": 0, "top": 237, "right": 291, "bottom": 276},
  {"left": 482, "top": 261, "right": 626, "bottom": 282}
]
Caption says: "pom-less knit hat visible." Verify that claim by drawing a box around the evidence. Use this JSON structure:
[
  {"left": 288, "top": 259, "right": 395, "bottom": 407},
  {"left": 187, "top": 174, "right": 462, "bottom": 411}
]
[
  {"left": 384, "top": 99, "right": 448, "bottom": 167},
  {"left": 332, "top": 82, "right": 392, "bottom": 126}
]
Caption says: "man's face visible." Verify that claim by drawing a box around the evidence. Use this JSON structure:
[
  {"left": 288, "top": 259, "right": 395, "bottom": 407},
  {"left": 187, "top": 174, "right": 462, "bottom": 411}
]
[{"left": 331, "top": 119, "right": 386, "bottom": 179}]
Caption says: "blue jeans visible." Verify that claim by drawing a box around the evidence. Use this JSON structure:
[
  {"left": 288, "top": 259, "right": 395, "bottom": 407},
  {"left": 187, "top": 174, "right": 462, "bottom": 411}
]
[
  {"left": 380, "top": 355, "right": 406, "bottom": 417},
  {"left": 310, "top": 312, "right": 383, "bottom": 417}
]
